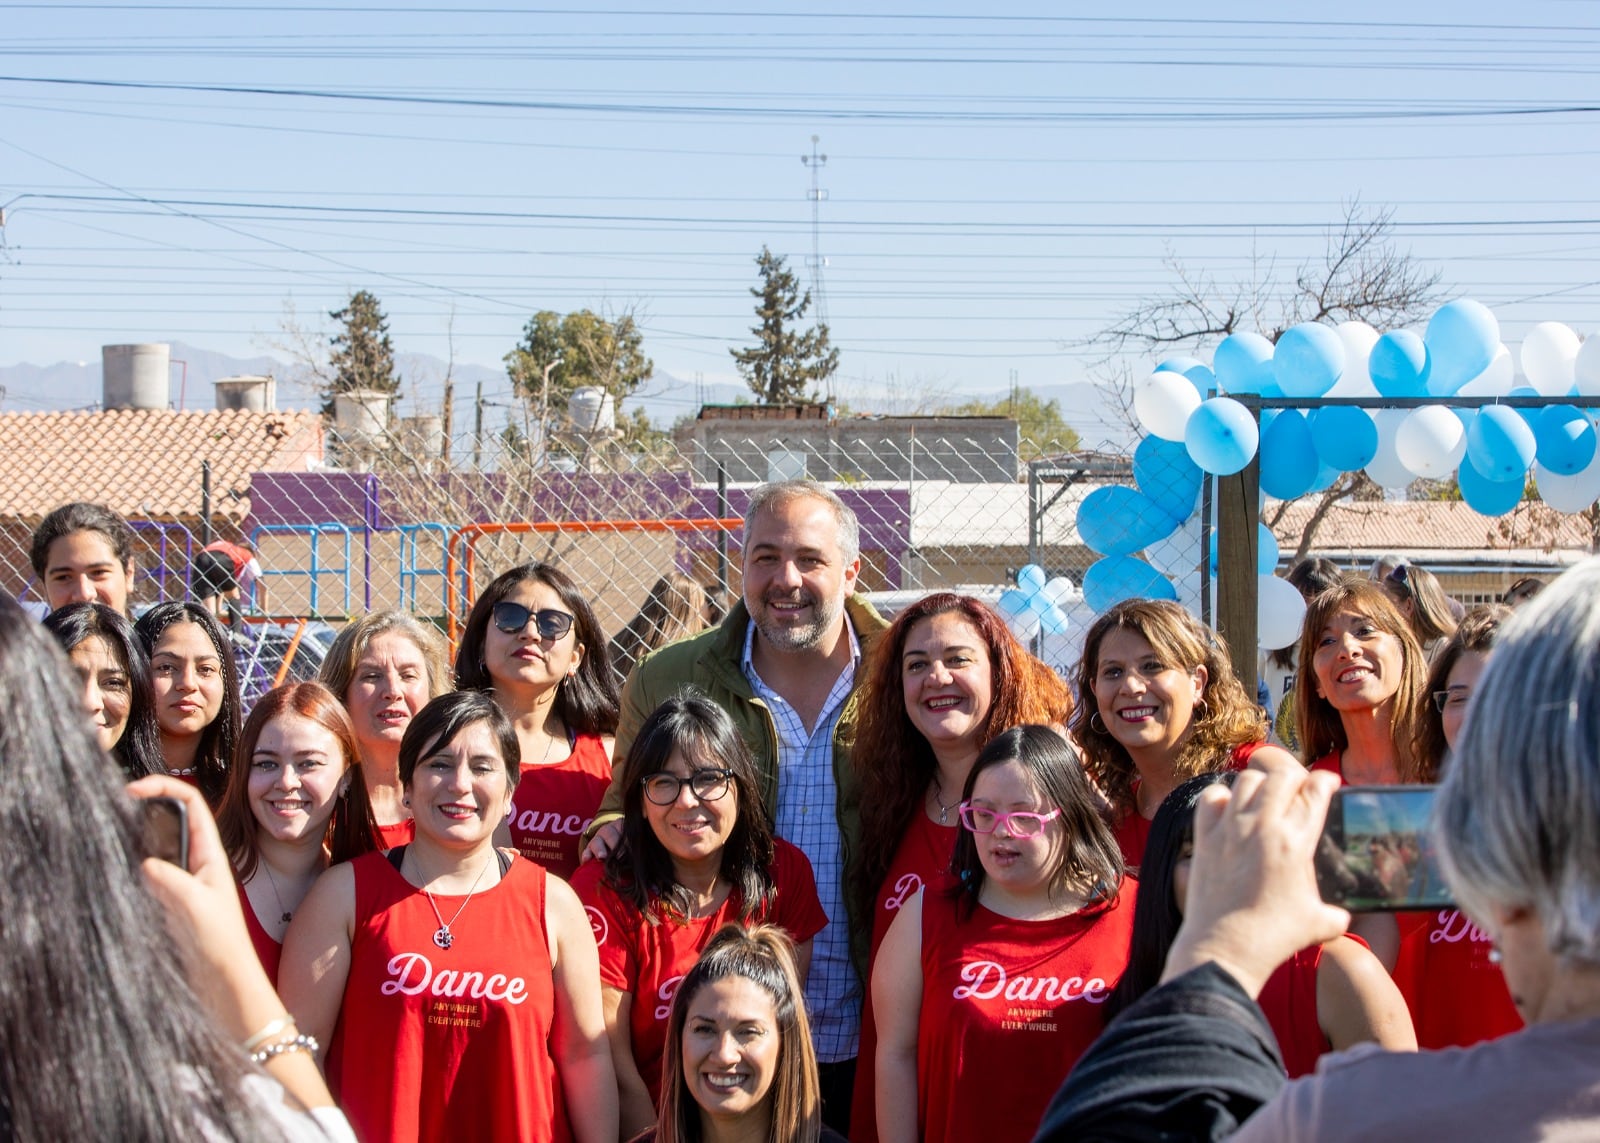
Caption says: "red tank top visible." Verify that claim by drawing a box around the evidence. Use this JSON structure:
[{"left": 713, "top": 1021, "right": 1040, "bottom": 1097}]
[
  {"left": 375, "top": 819, "right": 415, "bottom": 851},
  {"left": 1394, "top": 908, "right": 1524, "bottom": 1049},
  {"left": 507, "top": 733, "right": 612, "bottom": 882},
  {"left": 914, "top": 884, "right": 1137, "bottom": 1143},
  {"left": 1114, "top": 742, "right": 1262, "bottom": 870},
  {"left": 1257, "top": 942, "right": 1333, "bottom": 1078},
  {"left": 572, "top": 839, "right": 825, "bottom": 1102},
  {"left": 329, "top": 850, "right": 569, "bottom": 1143},
  {"left": 237, "top": 878, "right": 282, "bottom": 988},
  {"left": 851, "top": 810, "right": 960, "bottom": 1143}
]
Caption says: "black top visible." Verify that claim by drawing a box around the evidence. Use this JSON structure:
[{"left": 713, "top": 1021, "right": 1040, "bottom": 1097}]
[{"left": 628, "top": 1127, "right": 851, "bottom": 1143}]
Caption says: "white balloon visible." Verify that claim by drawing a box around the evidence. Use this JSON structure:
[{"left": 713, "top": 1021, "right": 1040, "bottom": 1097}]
[
  {"left": 1365, "top": 408, "right": 1415, "bottom": 489},
  {"left": 1395, "top": 406, "right": 1467, "bottom": 478},
  {"left": 1042, "top": 576, "right": 1076, "bottom": 606},
  {"left": 1521, "top": 321, "right": 1582, "bottom": 396},
  {"left": 1134, "top": 371, "right": 1202, "bottom": 442},
  {"left": 1143, "top": 522, "right": 1201, "bottom": 579},
  {"left": 1328, "top": 321, "right": 1380, "bottom": 397},
  {"left": 1455, "top": 344, "right": 1515, "bottom": 398},
  {"left": 1575, "top": 332, "right": 1600, "bottom": 397},
  {"left": 1258, "top": 574, "right": 1308, "bottom": 651},
  {"left": 1535, "top": 456, "right": 1600, "bottom": 514}
]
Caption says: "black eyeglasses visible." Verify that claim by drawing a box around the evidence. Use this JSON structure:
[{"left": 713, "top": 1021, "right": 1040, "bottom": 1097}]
[
  {"left": 641, "top": 768, "right": 735, "bottom": 806},
  {"left": 491, "top": 601, "right": 575, "bottom": 640}
]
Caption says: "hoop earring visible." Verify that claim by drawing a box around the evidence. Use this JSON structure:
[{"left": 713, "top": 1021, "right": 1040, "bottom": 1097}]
[
  {"left": 1194, "top": 697, "right": 1210, "bottom": 719},
  {"left": 1089, "top": 711, "right": 1107, "bottom": 734}
]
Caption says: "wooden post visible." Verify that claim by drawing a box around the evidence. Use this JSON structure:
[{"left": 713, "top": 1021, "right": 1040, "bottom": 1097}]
[{"left": 1215, "top": 396, "right": 1261, "bottom": 697}]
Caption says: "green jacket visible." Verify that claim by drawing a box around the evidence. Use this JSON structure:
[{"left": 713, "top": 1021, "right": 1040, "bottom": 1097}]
[{"left": 589, "top": 594, "right": 890, "bottom": 970}]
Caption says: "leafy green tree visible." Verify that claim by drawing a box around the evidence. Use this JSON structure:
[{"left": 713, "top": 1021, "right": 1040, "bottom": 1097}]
[
  {"left": 324, "top": 289, "right": 400, "bottom": 417},
  {"left": 504, "top": 308, "right": 654, "bottom": 422},
  {"left": 939, "top": 387, "right": 1081, "bottom": 460},
  {"left": 730, "top": 246, "right": 839, "bottom": 404}
]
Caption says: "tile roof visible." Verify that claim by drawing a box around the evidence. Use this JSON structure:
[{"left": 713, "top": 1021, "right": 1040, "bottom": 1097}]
[
  {"left": 1268, "top": 497, "right": 1596, "bottom": 556},
  {"left": 0, "top": 409, "right": 324, "bottom": 523}
]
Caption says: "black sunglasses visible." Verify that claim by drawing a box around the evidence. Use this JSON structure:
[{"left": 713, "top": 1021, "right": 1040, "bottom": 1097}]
[{"left": 491, "top": 601, "right": 575, "bottom": 640}]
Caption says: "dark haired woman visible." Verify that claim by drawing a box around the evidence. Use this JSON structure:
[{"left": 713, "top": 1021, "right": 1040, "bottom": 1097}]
[
  {"left": 846, "top": 592, "right": 1072, "bottom": 1142},
  {"left": 1394, "top": 605, "right": 1524, "bottom": 1049},
  {"left": 215, "top": 681, "right": 381, "bottom": 985},
  {"left": 644, "top": 923, "right": 848, "bottom": 1143},
  {"left": 280, "top": 689, "right": 617, "bottom": 1143},
  {"left": 1072, "top": 599, "right": 1293, "bottom": 869},
  {"left": 135, "top": 600, "right": 242, "bottom": 805},
  {"left": 1107, "top": 772, "right": 1414, "bottom": 1077},
  {"left": 609, "top": 572, "right": 708, "bottom": 684},
  {"left": 43, "top": 600, "right": 164, "bottom": 778},
  {"left": 873, "top": 725, "right": 1135, "bottom": 1143},
  {"left": 455, "top": 562, "right": 619, "bottom": 880},
  {"left": 572, "top": 692, "right": 826, "bottom": 1138}
]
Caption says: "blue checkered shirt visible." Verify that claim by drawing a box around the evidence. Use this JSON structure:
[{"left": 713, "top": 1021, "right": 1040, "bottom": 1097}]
[{"left": 742, "top": 620, "right": 862, "bottom": 1063}]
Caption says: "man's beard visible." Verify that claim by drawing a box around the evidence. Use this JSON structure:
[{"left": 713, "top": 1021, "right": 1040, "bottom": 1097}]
[{"left": 752, "top": 590, "right": 842, "bottom": 653}]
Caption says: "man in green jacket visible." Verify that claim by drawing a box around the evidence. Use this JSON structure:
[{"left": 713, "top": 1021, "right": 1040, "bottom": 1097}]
[{"left": 583, "top": 479, "right": 888, "bottom": 1133}]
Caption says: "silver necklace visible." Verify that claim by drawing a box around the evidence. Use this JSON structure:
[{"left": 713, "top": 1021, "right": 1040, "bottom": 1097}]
[
  {"left": 931, "top": 777, "right": 958, "bottom": 825},
  {"left": 413, "top": 849, "right": 495, "bottom": 951}
]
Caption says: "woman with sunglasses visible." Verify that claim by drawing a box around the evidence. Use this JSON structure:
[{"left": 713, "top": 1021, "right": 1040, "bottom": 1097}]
[
  {"left": 1379, "top": 562, "right": 1458, "bottom": 662},
  {"left": 873, "top": 725, "right": 1133, "bottom": 1143},
  {"left": 455, "top": 563, "right": 620, "bottom": 881},
  {"left": 571, "top": 693, "right": 825, "bottom": 1138},
  {"left": 1394, "top": 605, "right": 1523, "bottom": 1049}
]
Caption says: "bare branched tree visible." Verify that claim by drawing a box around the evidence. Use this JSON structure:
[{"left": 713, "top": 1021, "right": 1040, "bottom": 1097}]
[{"left": 1086, "top": 201, "right": 1446, "bottom": 556}]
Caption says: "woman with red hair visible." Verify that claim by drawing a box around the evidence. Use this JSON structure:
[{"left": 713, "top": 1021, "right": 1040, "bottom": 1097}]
[{"left": 846, "top": 592, "right": 1073, "bottom": 1142}]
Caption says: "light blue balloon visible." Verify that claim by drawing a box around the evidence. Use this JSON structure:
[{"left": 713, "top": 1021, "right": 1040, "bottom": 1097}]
[
  {"left": 1307, "top": 459, "right": 1340, "bottom": 494},
  {"left": 1040, "top": 604, "right": 1072, "bottom": 635},
  {"left": 1509, "top": 386, "right": 1543, "bottom": 431},
  {"left": 1083, "top": 556, "right": 1178, "bottom": 613},
  {"left": 1274, "top": 323, "right": 1344, "bottom": 399},
  {"left": 1535, "top": 404, "right": 1597, "bottom": 476},
  {"left": 1466, "top": 405, "right": 1537, "bottom": 482},
  {"left": 1185, "top": 397, "right": 1260, "bottom": 476},
  {"left": 1426, "top": 299, "right": 1500, "bottom": 396},
  {"left": 996, "top": 588, "right": 1031, "bottom": 621},
  {"left": 1077, "top": 485, "right": 1180, "bottom": 557},
  {"left": 1213, "top": 332, "right": 1275, "bottom": 395},
  {"left": 1310, "top": 406, "right": 1379, "bottom": 472},
  {"left": 1155, "top": 357, "right": 1213, "bottom": 396},
  {"left": 1369, "top": 330, "right": 1431, "bottom": 397},
  {"left": 1017, "top": 564, "right": 1048, "bottom": 591},
  {"left": 1206, "top": 523, "right": 1281, "bottom": 575},
  {"left": 1133, "top": 435, "right": 1202, "bottom": 522},
  {"left": 1458, "top": 454, "right": 1525, "bottom": 516},
  {"left": 1259, "top": 409, "right": 1319, "bottom": 500}
]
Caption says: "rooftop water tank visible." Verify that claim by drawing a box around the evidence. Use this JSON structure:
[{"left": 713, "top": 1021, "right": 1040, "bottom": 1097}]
[
  {"left": 333, "top": 389, "right": 392, "bottom": 446},
  {"left": 568, "top": 386, "right": 616, "bottom": 434},
  {"left": 102, "top": 343, "right": 170, "bottom": 410},
  {"left": 214, "top": 375, "right": 277, "bottom": 412}
]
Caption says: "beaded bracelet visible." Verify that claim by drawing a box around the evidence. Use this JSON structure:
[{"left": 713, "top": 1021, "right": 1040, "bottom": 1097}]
[
  {"left": 249, "top": 1033, "right": 321, "bottom": 1066},
  {"left": 241, "top": 1016, "right": 296, "bottom": 1055}
]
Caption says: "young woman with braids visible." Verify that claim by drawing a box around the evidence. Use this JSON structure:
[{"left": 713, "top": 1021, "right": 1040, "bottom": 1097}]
[
  {"left": 1071, "top": 599, "right": 1294, "bottom": 870},
  {"left": 845, "top": 592, "right": 1073, "bottom": 1143}
]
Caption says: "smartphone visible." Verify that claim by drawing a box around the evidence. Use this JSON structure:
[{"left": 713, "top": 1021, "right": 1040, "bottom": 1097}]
[
  {"left": 140, "top": 796, "right": 189, "bottom": 871},
  {"left": 1315, "top": 785, "right": 1453, "bottom": 912}
]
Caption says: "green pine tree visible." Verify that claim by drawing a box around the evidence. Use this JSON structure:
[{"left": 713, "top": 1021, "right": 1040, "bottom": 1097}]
[
  {"left": 324, "top": 290, "right": 400, "bottom": 417},
  {"left": 730, "top": 246, "right": 839, "bottom": 404}
]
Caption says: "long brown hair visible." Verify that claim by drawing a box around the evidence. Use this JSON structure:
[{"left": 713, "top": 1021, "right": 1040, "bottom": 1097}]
[
  {"left": 1412, "top": 604, "right": 1510, "bottom": 782},
  {"left": 655, "top": 924, "right": 821, "bottom": 1143},
  {"left": 847, "top": 593, "right": 1072, "bottom": 931},
  {"left": 1380, "top": 562, "right": 1459, "bottom": 648},
  {"left": 216, "top": 681, "right": 380, "bottom": 879},
  {"left": 1070, "top": 599, "right": 1264, "bottom": 816},
  {"left": 1293, "top": 579, "right": 1427, "bottom": 778}
]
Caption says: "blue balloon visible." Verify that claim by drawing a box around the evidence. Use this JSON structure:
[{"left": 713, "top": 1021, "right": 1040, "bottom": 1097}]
[
  {"left": 1458, "top": 454, "right": 1525, "bottom": 516},
  {"left": 1154, "top": 356, "right": 1213, "bottom": 396},
  {"left": 1307, "top": 459, "right": 1340, "bottom": 494},
  {"left": 1273, "top": 323, "right": 1344, "bottom": 399},
  {"left": 1508, "top": 386, "right": 1544, "bottom": 431},
  {"left": 1077, "top": 485, "right": 1180, "bottom": 557},
  {"left": 1213, "top": 332, "right": 1275, "bottom": 395},
  {"left": 1535, "top": 405, "right": 1597, "bottom": 476},
  {"left": 996, "top": 588, "right": 1032, "bottom": 621},
  {"left": 1207, "top": 523, "right": 1281, "bottom": 576},
  {"left": 1259, "top": 409, "right": 1319, "bottom": 500},
  {"left": 1083, "top": 556, "right": 1178, "bottom": 612},
  {"left": 1369, "top": 330, "right": 1431, "bottom": 397},
  {"left": 1039, "top": 604, "right": 1072, "bottom": 635},
  {"left": 1133, "top": 435, "right": 1203, "bottom": 521},
  {"left": 1425, "top": 299, "right": 1500, "bottom": 396},
  {"left": 1466, "top": 405, "right": 1537, "bottom": 482},
  {"left": 1155, "top": 356, "right": 1205, "bottom": 376},
  {"left": 1185, "top": 397, "right": 1260, "bottom": 476},
  {"left": 1310, "top": 406, "right": 1379, "bottom": 472}
]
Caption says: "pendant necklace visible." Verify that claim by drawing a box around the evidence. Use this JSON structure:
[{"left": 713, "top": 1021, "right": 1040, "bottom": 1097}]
[
  {"left": 260, "top": 859, "right": 294, "bottom": 925},
  {"left": 931, "top": 777, "right": 958, "bottom": 825},
  {"left": 415, "top": 849, "right": 494, "bottom": 951}
]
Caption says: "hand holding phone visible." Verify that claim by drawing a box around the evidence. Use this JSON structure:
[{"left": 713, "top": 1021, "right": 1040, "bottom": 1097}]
[{"left": 1315, "top": 786, "right": 1454, "bottom": 912}]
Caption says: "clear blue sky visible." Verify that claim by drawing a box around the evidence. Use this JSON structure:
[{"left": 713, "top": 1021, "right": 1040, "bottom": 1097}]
[{"left": 1, "top": 0, "right": 1597, "bottom": 432}]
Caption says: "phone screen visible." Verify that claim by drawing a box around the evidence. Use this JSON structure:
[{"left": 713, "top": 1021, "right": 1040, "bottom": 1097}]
[
  {"left": 1315, "top": 785, "right": 1453, "bottom": 912},
  {"left": 140, "top": 796, "right": 189, "bottom": 871}
]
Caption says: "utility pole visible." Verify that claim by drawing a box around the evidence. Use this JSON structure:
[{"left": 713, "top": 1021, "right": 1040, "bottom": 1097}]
[
  {"left": 538, "top": 356, "right": 563, "bottom": 469},
  {"left": 801, "top": 135, "right": 832, "bottom": 401},
  {"left": 473, "top": 380, "right": 484, "bottom": 470}
]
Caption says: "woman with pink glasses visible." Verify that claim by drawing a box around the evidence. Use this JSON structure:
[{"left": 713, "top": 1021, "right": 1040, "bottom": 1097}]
[{"left": 871, "top": 725, "right": 1135, "bottom": 1143}]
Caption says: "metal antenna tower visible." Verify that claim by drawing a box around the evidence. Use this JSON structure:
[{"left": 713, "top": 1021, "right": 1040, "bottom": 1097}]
[{"left": 801, "top": 135, "right": 832, "bottom": 401}]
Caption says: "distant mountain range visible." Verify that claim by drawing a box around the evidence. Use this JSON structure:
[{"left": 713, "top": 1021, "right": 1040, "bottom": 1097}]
[{"left": 0, "top": 342, "right": 1131, "bottom": 451}]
